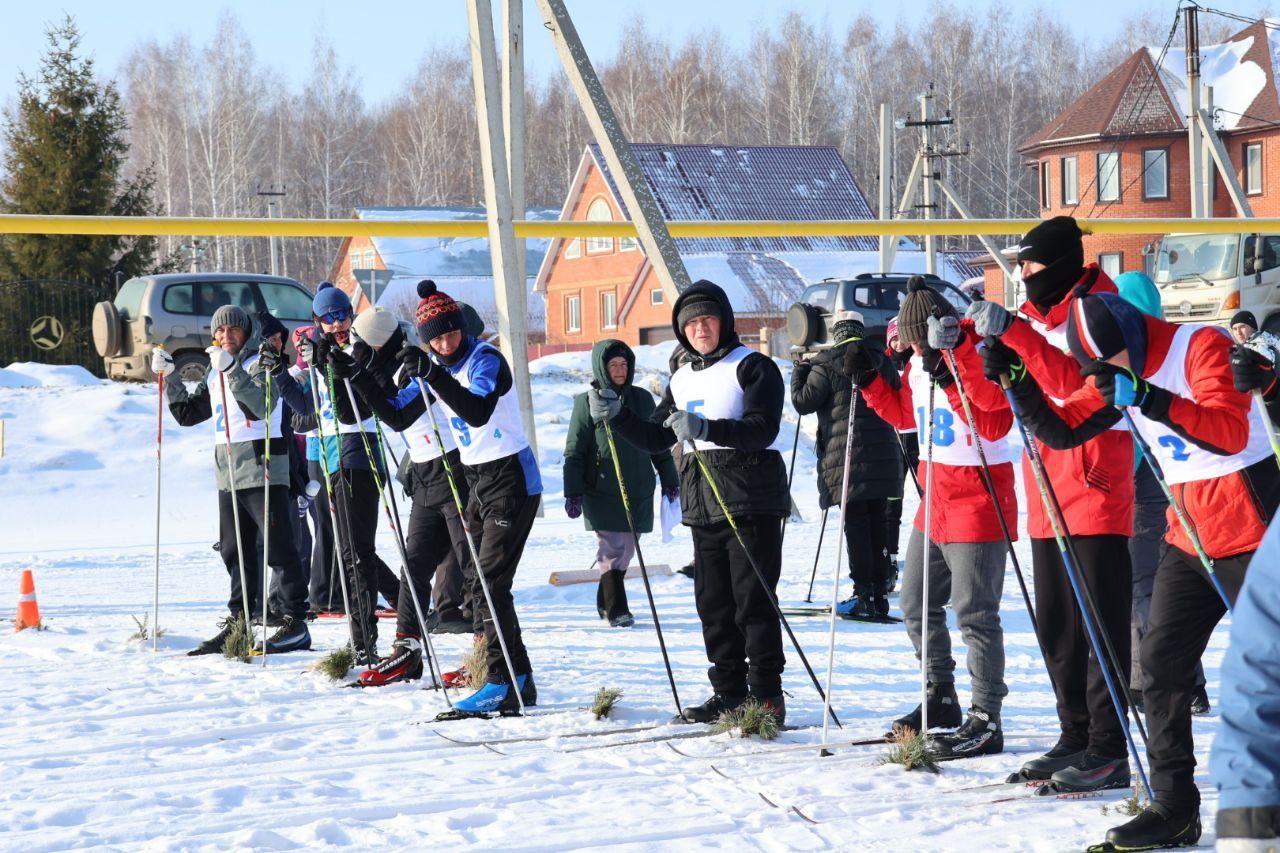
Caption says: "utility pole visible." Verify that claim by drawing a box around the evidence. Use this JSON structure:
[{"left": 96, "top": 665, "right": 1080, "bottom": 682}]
[
  {"left": 1185, "top": 5, "right": 1206, "bottom": 219},
  {"left": 256, "top": 183, "right": 286, "bottom": 277},
  {"left": 503, "top": 0, "right": 527, "bottom": 290},
  {"left": 878, "top": 103, "right": 895, "bottom": 272}
]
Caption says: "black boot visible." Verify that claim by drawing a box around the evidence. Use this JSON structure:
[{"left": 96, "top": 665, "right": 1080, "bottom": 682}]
[
  {"left": 1190, "top": 685, "right": 1210, "bottom": 716},
  {"left": 1049, "top": 753, "right": 1130, "bottom": 792},
  {"left": 596, "top": 577, "right": 607, "bottom": 620},
  {"left": 601, "top": 570, "right": 634, "bottom": 627},
  {"left": 188, "top": 618, "right": 236, "bottom": 656},
  {"left": 934, "top": 707, "right": 1002, "bottom": 761},
  {"left": 1103, "top": 802, "right": 1201, "bottom": 850},
  {"left": 1010, "top": 736, "right": 1087, "bottom": 782},
  {"left": 887, "top": 682, "right": 962, "bottom": 735},
  {"left": 680, "top": 693, "right": 747, "bottom": 724},
  {"left": 751, "top": 693, "right": 786, "bottom": 727},
  {"left": 872, "top": 581, "right": 891, "bottom": 618}
]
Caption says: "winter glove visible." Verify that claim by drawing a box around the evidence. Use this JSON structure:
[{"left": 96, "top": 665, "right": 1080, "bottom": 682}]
[
  {"left": 1231, "top": 344, "right": 1279, "bottom": 399},
  {"left": 966, "top": 300, "right": 1015, "bottom": 337},
  {"left": 919, "top": 349, "right": 954, "bottom": 390},
  {"left": 257, "top": 342, "right": 286, "bottom": 377},
  {"left": 564, "top": 495, "right": 583, "bottom": 519},
  {"left": 150, "top": 346, "right": 174, "bottom": 376},
  {"left": 927, "top": 315, "right": 962, "bottom": 351},
  {"left": 978, "top": 337, "right": 1026, "bottom": 385},
  {"left": 297, "top": 334, "right": 328, "bottom": 369},
  {"left": 1081, "top": 361, "right": 1172, "bottom": 420},
  {"left": 664, "top": 409, "right": 709, "bottom": 444},
  {"left": 397, "top": 344, "right": 441, "bottom": 383},
  {"left": 841, "top": 340, "right": 881, "bottom": 388},
  {"left": 587, "top": 386, "right": 622, "bottom": 423},
  {"left": 328, "top": 342, "right": 372, "bottom": 380},
  {"left": 206, "top": 345, "right": 235, "bottom": 374},
  {"left": 662, "top": 486, "right": 680, "bottom": 501}
]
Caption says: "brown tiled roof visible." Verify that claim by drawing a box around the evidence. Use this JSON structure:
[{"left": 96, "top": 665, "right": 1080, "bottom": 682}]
[{"left": 1229, "top": 20, "right": 1280, "bottom": 131}]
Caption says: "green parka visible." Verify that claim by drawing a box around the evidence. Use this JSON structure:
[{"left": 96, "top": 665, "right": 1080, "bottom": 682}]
[{"left": 563, "top": 339, "right": 679, "bottom": 533}]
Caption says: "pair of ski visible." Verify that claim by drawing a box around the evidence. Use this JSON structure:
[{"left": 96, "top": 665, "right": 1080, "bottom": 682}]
[{"left": 779, "top": 604, "right": 903, "bottom": 624}]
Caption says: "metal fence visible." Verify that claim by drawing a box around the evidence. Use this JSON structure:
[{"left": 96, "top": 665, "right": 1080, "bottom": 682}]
[{"left": 0, "top": 280, "right": 107, "bottom": 377}]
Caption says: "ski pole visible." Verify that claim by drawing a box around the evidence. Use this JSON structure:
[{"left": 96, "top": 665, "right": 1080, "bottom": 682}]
[
  {"left": 919, "top": 380, "right": 936, "bottom": 737},
  {"left": 595, "top": 387, "right": 683, "bottom": 718},
  {"left": 218, "top": 370, "right": 253, "bottom": 634},
  {"left": 684, "top": 440, "right": 842, "bottom": 728},
  {"left": 1253, "top": 391, "right": 1280, "bottom": 471},
  {"left": 941, "top": 348, "right": 1051, "bottom": 688},
  {"left": 417, "top": 377, "right": 521, "bottom": 715},
  {"left": 261, "top": 365, "right": 272, "bottom": 667},
  {"left": 820, "top": 383, "right": 860, "bottom": 753},
  {"left": 307, "top": 366, "right": 359, "bottom": 652},
  {"left": 894, "top": 429, "right": 924, "bottom": 497},
  {"left": 1119, "top": 410, "right": 1232, "bottom": 612},
  {"left": 1001, "top": 375, "right": 1154, "bottom": 800},
  {"left": 803, "top": 508, "right": 829, "bottom": 603},
  {"left": 153, "top": 358, "right": 165, "bottom": 652},
  {"left": 779, "top": 415, "right": 803, "bottom": 546}
]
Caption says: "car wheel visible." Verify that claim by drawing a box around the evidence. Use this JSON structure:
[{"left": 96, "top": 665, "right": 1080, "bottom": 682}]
[
  {"left": 92, "top": 301, "right": 122, "bottom": 357},
  {"left": 173, "top": 351, "right": 209, "bottom": 383}
]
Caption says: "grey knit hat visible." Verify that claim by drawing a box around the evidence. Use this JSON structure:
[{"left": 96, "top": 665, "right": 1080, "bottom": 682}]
[
  {"left": 352, "top": 306, "right": 400, "bottom": 348},
  {"left": 211, "top": 304, "right": 252, "bottom": 337}
]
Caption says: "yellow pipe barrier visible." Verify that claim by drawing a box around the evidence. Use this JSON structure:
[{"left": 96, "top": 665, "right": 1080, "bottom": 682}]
[{"left": 0, "top": 213, "right": 1275, "bottom": 239}]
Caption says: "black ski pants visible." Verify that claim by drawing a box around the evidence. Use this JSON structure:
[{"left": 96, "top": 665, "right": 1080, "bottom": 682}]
[
  {"left": 885, "top": 431, "right": 919, "bottom": 557},
  {"left": 465, "top": 492, "right": 540, "bottom": 681},
  {"left": 843, "top": 497, "right": 890, "bottom": 594},
  {"left": 400, "top": 495, "right": 472, "bottom": 638},
  {"left": 432, "top": 511, "right": 471, "bottom": 619},
  {"left": 692, "top": 515, "right": 786, "bottom": 698},
  {"left": 306, "top": 459, "right": 339, "bottom": 611},
  {"left": 333, "top": 467, "right": 398, "bottom": 653},
  {"left": 218, "top": 485, "right": 308, "bottom": 621},
  {"left": 1031, "top": 534, "right": 1132, "bottom": 760},
  {"left": 1144, "top": 545, "right": 1249, "bottom": 808}
]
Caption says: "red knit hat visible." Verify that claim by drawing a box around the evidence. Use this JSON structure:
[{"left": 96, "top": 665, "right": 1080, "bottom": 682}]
[{"left": 414, "top": 280, "right": 465, "bottom": 343}]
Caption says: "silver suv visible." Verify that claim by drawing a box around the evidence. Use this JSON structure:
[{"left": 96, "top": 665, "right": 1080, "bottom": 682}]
[{"left": 92, "top": 273, "right": 315, "bottom": 382}]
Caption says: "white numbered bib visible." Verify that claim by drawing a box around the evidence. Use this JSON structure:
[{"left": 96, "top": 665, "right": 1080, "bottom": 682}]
[
  {"left": 668, "top": 345, "right": 751, "bottom": 451},
  {"left": 439, "top": 341, "right": 529, "bottom": 466},
  {"left": 394, "top": 367, "right": 458, "bottom": 463},
  {"left": 907, "top": 361, "right": 1017, "bottom": 467},
  {"left": 210, "top": 353, "right": 282, "bottom": 445}
]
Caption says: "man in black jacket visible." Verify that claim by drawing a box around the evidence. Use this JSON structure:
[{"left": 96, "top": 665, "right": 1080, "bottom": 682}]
[
  {"left": 791, "top": 309, "right": 902, "bottom": 619},
  {"left": 592, "top": 280, "right": 790, "bottom": 724}
]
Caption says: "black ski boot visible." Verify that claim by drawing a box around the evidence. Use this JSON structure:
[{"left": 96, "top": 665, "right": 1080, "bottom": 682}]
[
  {"left": 751, "top": 693, "right": 786, "bottom": 727},
  {"left": 873, "top": 581, "right": 891, "bottom": 618},
  {"left": 887, "top": 682, "right": 962, "bottom": 735},
  {"left": 934, "top": 707, "right": 1003, "bottom": 761},
  {"left": 188, "top": 618, "right": 236, "bottom": 656},
  {"left": 1007, "top": 736, "right": 1087, "bottom": 782},
  {"left": 254, "top": 616, "right": 312, "bottom": 654},
  {"left": 1190, "top": 685, "right": 1210, "bottom": 716},
  {"left": 1100, "top": 801, "right": 1201, "bottom": 851},
  {"left": 596, "top": 578, "right": 607, "bottom": 619},
  {"left": 1048, "top": 753, "right": 1130, "bottom": 793},
  {"left": 354, "top": 644, "right": 380, "bottom": 667},
  {"left": 680, "top": 693, "right": 747, "bottom": 724},
  {"left": 600, "top": 570, "right": 634, "bottom": 627},
  {"left": 520, "top": 672, "right": 538, "bottom": 707},
  {"left": 836, "top": 589, "right": 877, "bottom": 620}
]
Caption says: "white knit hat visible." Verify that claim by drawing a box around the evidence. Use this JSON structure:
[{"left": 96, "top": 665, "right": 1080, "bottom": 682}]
[{"left": 352, "top": 307, "right": 400, "bottom": 348}]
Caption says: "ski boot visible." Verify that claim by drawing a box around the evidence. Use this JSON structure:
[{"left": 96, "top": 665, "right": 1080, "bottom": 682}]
[
  {"left": 354, "top": 644, "right": 380, "bottom": 668},
  {"left": 442, "top": 665, "right": 469, "bottom": 689},
  {"left": 1046, "top": 753, "right": 1130, "bottom": 794},
  {"left": 873, "top": 581, "right": 891, "bottom": 619},
  {"left": 751, "top": 693, "right": 786, "bottom": 727},
  {"left": 1006, "top": 736, "right": 1087, "bottom": 783},
  {"left": 600, "top": 570, "right": 634, "bottom": 627},
  {"left": 358, "top": 636, "right": 423, "bottom": 686},
  {"left": 1190, "top": 685, "right": 1210, "bottom": 716},
  {"left": 255, "top": 616, "right": 312, "bottom": 654},
  {"left": 444, "top": 674, "right": 533, "bottom": 718},
  {"left": 836, "top": 589, "right": 877, "bottom": 621},
  {"left": 887, "top": 682, "right": 962, "bottom": 735},
  {"left": 1097, "top": 801, "right": 1201, "bottom": 851},
  {"left": 680, "top": 693, "right": 747, "bottom": 724},
  {"left": 188, "top": 618, "right": 236, "bottom": 657},
  {"left": 934, "top": 707, "right": 1002, "bottom": 761}
]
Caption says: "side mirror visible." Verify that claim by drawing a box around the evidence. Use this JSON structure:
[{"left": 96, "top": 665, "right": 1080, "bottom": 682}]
[{"left": 1142, "top": 241, "right": 1155, "bottom": 256}]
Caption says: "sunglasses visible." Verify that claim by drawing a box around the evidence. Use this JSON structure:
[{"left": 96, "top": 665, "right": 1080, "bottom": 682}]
[{"left": 320, "top": 309, "right": 351, "bottom": 324}]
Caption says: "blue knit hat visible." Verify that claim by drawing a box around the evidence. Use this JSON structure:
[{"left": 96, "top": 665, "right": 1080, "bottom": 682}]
[
  {"left": 1066, "top": 292, "right": 1149, "bottom": 376},
  {"left": 312, "top": 282, "right": 352, "bottom": 318}
]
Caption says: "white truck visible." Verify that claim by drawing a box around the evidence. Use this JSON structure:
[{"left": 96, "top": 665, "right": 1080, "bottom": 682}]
[{"left": 1152, "top": 232, "right": 1280, "bottom": 333}]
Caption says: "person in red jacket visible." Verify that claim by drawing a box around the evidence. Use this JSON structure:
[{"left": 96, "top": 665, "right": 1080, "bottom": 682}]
[
  {"left": 1000, "top": 290, "right": 1279, "bottom": 849},
  {"left": 968, "top": 216, "right": 1136, "bottom": 793},
  {"left": 851, "top": 279, "right": 1017, "bottom": 760}
]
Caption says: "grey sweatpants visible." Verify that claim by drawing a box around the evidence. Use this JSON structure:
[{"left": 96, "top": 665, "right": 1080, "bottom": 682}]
[
  {"left": 596, "top": 530, "right": 637, "bottom": 575},
  {"left": 901, "top": 529, "right": 1009, "bottom": 714}
]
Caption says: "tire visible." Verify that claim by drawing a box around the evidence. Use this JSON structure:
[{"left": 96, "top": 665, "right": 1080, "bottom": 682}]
[
  {"left": 173, "top": 351, "right": 209, "bottom": 384},
  {"left": 92, "top": 301, "right": 121, "bottom": 357}
]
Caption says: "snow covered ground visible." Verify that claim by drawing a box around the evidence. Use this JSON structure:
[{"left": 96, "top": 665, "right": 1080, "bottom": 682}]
[{"left": 0, "top": 351, "right": 1232, "bottom": 851}]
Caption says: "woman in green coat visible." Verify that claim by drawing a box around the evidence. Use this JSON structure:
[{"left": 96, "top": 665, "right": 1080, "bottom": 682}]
[{"left": 564, "top": 339, "right": 680, "bottom": 626}]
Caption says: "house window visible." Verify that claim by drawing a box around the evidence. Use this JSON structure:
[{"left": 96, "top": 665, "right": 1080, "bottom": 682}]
[
  {"left": 1099, "top": 252, "right": 1123, "bottom": 279},
  {"left": 620, "top": 235, "right": 638, "bottom": 252},
  {"left": 1039, "top": 161, "right": 1051, "bottom": 209},
  {"left": 586, "top": 198, "right": 614, "bottom": 254},
  {"left": 1060, "top": 156, "right": 1079, "bottom": 205},
  {"left": 363, "top": 250, "right": 375, "bottom": 268},
  {"left": 1097, "top": 152, "right": 1120, "bottom": 202},
  {"left": 350, "top": 252, "right": 363, "bottom": 271},
  {"left": 601, "top": 290, "right": 618, "bottom": 329},
  {"left": 651, "top": 289, "right": 664, "bottom": 305},
  {"left": 564, "top": 238, "right": 581, "bottom": 259},
  {"left": 1143, "top": 148, "right": 1169, "bottom": 200},
  {"left": 1245, "top": 143, "right": 1263, "bottom": 195},
  {"left": 565, "top": 294, "right": 581, "bottom": 333}
]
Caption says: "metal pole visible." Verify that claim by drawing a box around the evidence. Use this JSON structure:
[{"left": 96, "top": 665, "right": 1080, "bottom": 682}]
[
  {"left": 919, "top": 381, "right": 936, "bottom": 735},
  {"left": 219, "top": 371, "right": 253, "bottom": 634},
  {"left": 803, "top": 508, "right": 829, "bottom": 603},
  {"left": 879, "top": 103, "right": 895, "bottom": 272},
  {"left": 1186, "top": 5, "right": 1205, "bottom": 220},
  {"left": 261, "top": 369, "right": 272, "bottom": 666},
  {"left": 821, "top": 384, "right": 860, "bottom": 753},
  {"left": 307, "top": 367, "right": 359, "bottom": 651},
  {"left": 153, "top": 367, "right": 165, "bottom": 652},
  {"left": 503, "top": 0, "right": 527, "bottom": 293},
  {"left": 920, "top": 93, "right": 937, "bottom": 277},
  {"left": 779, "top": 415, "right": 803, "bottom": 546}
]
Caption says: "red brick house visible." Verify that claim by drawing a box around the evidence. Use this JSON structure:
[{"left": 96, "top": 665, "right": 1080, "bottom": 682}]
[{"left": 1010, "top": 18, "right": 1280, "bottom": 305}]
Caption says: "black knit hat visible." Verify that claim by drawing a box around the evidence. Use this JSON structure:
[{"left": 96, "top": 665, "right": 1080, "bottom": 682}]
[
  {"left": 675, "top": 292, "right": 722, "bottom": 331},
  {"left": 1018, "top": 216, "right": 1085, "bottom": 269},
  {"left": 414, "top": 280, "right": 466, "bottom": 343},
  {"left": 1231, "top": 310, "right": 1258, "bottom": 329},
  {"left": 254, "top": 310, "right": 288, "bottom": 343},
  {"left": 896, "top": 277, "right": 957, "bottom": 346}
]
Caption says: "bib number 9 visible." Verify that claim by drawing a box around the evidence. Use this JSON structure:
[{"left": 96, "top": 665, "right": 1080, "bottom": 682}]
[{"left": 451, "top": 417, "right": 472, "bottom": 447}]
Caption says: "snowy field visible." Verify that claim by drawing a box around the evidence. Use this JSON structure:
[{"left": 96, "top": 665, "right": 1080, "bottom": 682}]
[{"left": 0, "top": 349, "right": 1231, "bottom": 852}]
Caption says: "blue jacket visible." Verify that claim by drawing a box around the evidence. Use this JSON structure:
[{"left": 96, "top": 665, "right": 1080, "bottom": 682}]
[{"left": 1211, "top": 513, "right": 1280, "bottom": 809}]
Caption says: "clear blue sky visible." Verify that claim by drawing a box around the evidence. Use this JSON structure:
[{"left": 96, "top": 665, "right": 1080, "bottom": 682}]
[{"left": 0, "top": 0, "right": 1192, "bottom": 105}]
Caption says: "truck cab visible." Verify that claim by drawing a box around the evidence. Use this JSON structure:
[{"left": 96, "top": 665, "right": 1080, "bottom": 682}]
[{"left": 1153, "top": 232, "right": 1280, "bottom": 333}]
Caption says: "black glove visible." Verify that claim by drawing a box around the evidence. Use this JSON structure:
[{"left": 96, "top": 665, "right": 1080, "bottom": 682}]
[
  {"left": 1231, "top": 345, "right": 1278, "bottom": 398},
  {"left": 257, "top": 342, "right": 285, "bottom": 376},
  {"left": 1081, "top": 361, "right": 1171, "bottom": 420},
  {"left": 327, "top": 345, "right": 361, "bottom": 379},
  {"left": 979, "top": 337, "right": 1026, "bottom": 385},
  {"left": 397, "top": 344, "right": 441, "bottom": 383},
  {"left": 841, "top": 340, "right": 882, "bottom": 388},
  {"left": 919, "top": 348, "right": 954, "bottom": 390}
]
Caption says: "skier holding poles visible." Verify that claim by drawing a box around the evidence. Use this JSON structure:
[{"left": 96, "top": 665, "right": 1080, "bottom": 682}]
[
  {"left": 151, "top": 305, "right": 311, "bottom": 657},
  {"left": 396, "top": 280, "right": 542, "bottom": 716},
  {"left": 590, "top": 279, "right": 793, "bottom": 725},
  {"left": 854, "top": 279, "right": 1017, "bottom": 759}
]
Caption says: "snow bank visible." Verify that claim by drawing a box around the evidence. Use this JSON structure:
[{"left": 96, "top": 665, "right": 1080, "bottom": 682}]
[{"left": 0, "top": 362, "right": 105, "bottom": 388}]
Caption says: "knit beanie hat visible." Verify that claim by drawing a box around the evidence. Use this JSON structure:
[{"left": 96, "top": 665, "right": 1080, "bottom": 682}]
[
  {"left": 1231, "top": 310, "right": 1258, "bottom": 330},
  {"left": 832, "top": 309, "right": 866, "bottom": 343},
  {"left": 414, "top": 280, "right": 466, "bottom": 343},
  {"left": 211, "top": 304, "right": 252, "bottom": 337},
  {"left": 603, "top": 342, "right": 630, "bottom": 365},
  {"left": 675, "top": 291, "right": 722, "bottom": 331},
  {"left": 352, "top": 306, "right": 400, "bottom": 348},
  {"left": 1066, "top": 292, "right": 1149, "bottom": 375},
  {"left": 254, "top": 310, "right": 287, "bottom": 343},
  {"left": 886, "top": 316, "right": 900, "bottom": 347},
  {"left": 896, "top": 277, "right": 957, "bottom": 346},
  {"left": 1017, "top": 216, "right": 1085, "bottom": 268},
  {"left": 312, "top": 281, "right": 352, "bottom": 318}
]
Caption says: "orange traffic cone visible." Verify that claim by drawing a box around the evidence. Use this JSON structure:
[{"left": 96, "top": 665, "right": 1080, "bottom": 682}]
[{"left": 15, "top": 569, "right": 41, "bottom": 631}]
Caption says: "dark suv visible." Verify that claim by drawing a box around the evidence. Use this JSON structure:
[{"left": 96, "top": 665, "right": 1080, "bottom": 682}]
[
  {"left": 93, "top": 273, "right": 315, "bottom": 382},
  {"left": 796, "top": 273, "right": 970, "bottom": 346}
]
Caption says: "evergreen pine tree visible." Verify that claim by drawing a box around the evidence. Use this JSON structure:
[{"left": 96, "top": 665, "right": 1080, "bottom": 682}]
[{"left": 0, "top": 16, "right": 159, "bottom": 285}]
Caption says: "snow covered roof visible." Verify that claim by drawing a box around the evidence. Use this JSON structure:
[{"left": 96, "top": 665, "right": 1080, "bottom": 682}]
[
  {"left": 374, "top": 274, "right": 544, "bottom": 339},
  {"left": 354, "top": 206, "right": 560, "bottom": 278},
  {"left": 1022, "top": 18, "right": 1280, "bottom": 151}
]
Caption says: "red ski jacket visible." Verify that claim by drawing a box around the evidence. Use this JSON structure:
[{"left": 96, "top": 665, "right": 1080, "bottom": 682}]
[{"left": 862, "top": 332, "right": 1018, "bottom": 544}]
